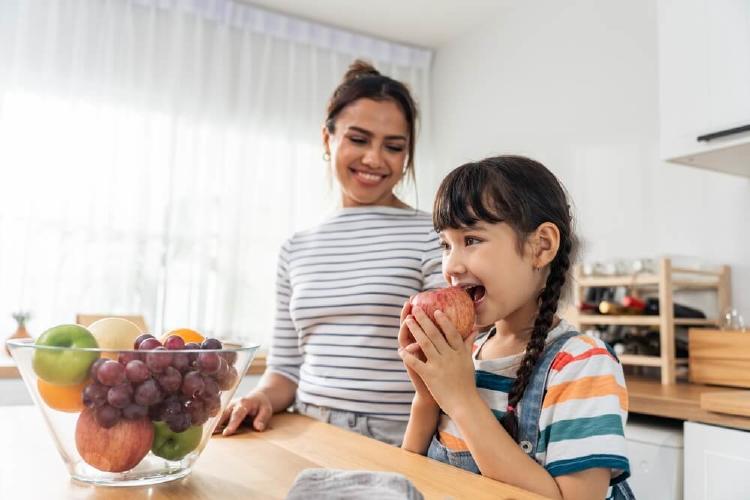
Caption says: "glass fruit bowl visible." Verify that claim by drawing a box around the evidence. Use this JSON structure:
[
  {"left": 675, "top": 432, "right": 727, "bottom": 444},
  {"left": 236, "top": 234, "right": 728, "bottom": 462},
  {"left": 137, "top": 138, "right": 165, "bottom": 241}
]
[{"left": 7, "top": 325, "right": 258, "bottom": 487}]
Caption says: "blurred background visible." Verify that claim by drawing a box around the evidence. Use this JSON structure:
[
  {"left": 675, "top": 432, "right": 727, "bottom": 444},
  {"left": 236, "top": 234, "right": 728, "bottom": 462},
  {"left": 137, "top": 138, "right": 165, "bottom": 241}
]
[{"left": 0, "top": 0, "right": 748, "bottom": 349}]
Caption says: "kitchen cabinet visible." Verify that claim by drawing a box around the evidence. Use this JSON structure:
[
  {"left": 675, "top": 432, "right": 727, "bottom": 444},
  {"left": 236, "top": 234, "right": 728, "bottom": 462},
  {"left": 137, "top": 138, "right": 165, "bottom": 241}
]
[
  {"left": 658, "top": 0, "right": 750, "bottom": 177},
  {"left": 626, "top": 416, "right": 684, "bottom": 500},
  {"left": 684, "top": 421, "right": 750, "bottom": 500}
]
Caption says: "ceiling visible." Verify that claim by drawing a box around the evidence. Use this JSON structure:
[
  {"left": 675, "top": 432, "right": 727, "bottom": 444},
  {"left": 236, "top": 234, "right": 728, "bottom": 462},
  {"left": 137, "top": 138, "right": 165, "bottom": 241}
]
[{"left": 238, "top": 0, "right": 508, "bottom": 48}]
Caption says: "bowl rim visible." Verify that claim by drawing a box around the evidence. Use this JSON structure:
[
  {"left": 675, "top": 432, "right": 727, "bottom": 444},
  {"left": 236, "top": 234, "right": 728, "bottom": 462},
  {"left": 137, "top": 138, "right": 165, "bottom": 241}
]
[{"left": 6, "top": 338, "right": 260, "bottom": 353}]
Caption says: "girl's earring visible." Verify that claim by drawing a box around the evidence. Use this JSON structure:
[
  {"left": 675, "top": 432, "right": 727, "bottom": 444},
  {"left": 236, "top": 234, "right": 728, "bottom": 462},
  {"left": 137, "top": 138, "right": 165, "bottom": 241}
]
[{"left": 323, "top": 152, "right": 331, "bottom": 162}]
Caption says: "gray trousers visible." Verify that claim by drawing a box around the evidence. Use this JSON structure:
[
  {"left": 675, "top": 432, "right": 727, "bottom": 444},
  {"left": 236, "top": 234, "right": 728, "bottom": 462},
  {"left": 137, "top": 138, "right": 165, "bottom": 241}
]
[{"left": 294, "top": 401, "right": 407, "bottom": 447}]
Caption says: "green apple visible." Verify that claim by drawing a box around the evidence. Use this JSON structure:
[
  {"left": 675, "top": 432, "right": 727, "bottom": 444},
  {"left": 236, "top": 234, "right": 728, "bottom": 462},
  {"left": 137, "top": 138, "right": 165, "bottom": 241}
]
[
  {"left": 151, "top": 421, "right": 203, "bottom": 461},
  {"left": 32, "top": 324, "right": 99, "bottom": 385}
]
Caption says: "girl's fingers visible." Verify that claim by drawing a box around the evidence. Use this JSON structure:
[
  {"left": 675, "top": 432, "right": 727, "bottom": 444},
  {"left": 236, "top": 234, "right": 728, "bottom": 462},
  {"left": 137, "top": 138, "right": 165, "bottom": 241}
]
[
  {"left": 412, "top": 306, "right": 449, "bottom": 353},
  {"left": 398, "top": 321, "right": 409, "bottom": 348},
  {"left": 398, "top": 300, "right": 414, "bottom": 348},
  {"left": 406, "top": 316, "right": 440, "bottom": 358},
  {"left": 400, "top": 300, "right": 412, "bottom": 322},
  {"left": 434, "top": 310, "right": 463, "bottom": 350},
  {"left": 404, "top": 341, "right": 426, "bottom": 361},
  {"left": 399, "top": 346, "right": 427, "bottom": 375},
  {"left": 404, "top": 342, "right": 421, "bottom": 354}
]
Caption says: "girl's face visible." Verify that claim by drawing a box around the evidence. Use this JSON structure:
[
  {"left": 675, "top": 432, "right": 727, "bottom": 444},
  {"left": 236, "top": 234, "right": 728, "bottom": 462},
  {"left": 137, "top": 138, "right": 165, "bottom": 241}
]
[
  {"left": 323, "top": 98, "right": 410, "bottom": 208},
  {"left": 439, "top": 221, "right": 547, "bottom": 330}
]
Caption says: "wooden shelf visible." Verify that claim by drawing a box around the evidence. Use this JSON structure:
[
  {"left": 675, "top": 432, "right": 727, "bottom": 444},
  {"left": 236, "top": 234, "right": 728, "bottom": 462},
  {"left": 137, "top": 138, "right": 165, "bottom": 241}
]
[
  {"left": 572, "top": 258, "right": 731, "bottom": 384},
  {"left": 578, "top": 315, "right": 660, "bottom": 326},
  {"left": 577, "top": 275, "right": 660, "bottom": 287},
  {"left": 619, "top": 354, "right": 663, "bottom": 367},
  {"left": 619, "top": 355, "right": 688, "bottom": 367},
  {"left": 676, "top": 318, "right": 720, "bottom": 326},
  {"left": 577, "top": 274, "right": 721, "bottom": 290},
  {"left": 578, "top": 315, "right": 719, "bottom": 327}
]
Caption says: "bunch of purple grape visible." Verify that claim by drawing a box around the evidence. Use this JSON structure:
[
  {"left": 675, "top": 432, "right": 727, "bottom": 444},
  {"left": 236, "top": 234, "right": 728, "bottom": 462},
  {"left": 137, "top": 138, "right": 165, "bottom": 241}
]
[{"left": 81, "top": 334, "right": 239, "bottom": 432}]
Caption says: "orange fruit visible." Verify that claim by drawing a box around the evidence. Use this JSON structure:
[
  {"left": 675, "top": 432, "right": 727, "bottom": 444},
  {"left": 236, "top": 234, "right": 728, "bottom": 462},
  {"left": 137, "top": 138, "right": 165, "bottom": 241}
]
[
  {"left": 37, "top": 378, "right": 87, "bottom": 413},
  {"left": 160, "top": 328, "right": 205, "bottom": 345}
]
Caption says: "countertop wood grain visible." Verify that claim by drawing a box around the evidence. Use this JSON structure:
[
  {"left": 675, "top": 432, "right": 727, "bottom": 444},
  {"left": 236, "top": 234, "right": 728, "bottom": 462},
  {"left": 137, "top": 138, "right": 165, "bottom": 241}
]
[
  {"left": 0, "top": 406, "right": 545, "bottom": 499},
  {"left": 627, "top": 376, "right": 750, "bottom": 430}
]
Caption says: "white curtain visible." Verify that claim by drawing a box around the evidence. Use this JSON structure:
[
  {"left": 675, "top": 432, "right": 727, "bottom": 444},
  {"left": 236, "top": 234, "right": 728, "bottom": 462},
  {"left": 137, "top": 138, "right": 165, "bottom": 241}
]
[{"left": 0, "top": 0, "right": 433, "bottom": 345}]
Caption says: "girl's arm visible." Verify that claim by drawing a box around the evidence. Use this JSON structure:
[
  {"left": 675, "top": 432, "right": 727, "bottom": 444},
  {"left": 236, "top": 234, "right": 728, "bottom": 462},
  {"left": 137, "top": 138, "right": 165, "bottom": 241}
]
[
  {"left": 401, "top": 308, "right": 611, "bottom": 500},
  {"left": 398, "top": 301, "right": 441, "bottom": 453},
  {"left": 401, "top": 393, "right": 440, "bottom": 454},
  {"left": 451, "top": 393, "right": 610, "bottom": 500}
]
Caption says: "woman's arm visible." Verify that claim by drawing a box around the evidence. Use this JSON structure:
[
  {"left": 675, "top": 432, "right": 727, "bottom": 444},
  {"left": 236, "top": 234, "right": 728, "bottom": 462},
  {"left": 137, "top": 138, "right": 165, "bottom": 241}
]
[
  {"left": 254, "top": 370, "right": 299, "bottom": 412},
  {"left": 401, "top": 394, "right": 440, "bottom": 454}
]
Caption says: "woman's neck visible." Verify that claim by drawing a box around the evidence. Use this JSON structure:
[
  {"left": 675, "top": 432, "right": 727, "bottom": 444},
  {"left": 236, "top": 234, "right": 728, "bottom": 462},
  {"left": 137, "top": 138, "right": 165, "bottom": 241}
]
[{"left": 341, "top": 193, "right": 410, "bottom": 209}]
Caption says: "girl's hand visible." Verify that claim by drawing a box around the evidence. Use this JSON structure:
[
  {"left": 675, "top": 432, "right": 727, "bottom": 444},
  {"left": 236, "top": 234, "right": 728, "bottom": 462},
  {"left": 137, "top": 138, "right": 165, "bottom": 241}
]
[
  {"left": 399, "top": 306, "right": 478, "bottom": 417},
  {"left": 217, "top": 390, "right": 273, "bottom": 436},
  {"left": 398, "top": 300, "right": 435, "bottom": 404}
]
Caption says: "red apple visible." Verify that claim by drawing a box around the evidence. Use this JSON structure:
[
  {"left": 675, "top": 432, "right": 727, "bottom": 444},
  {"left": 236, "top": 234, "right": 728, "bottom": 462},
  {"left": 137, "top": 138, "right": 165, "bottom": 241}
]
[
  {"left": 75, "top": 408, "right": 154, "bottom": 472},
  {"left": 409, "top": 286, "right": 476, "bottom": 339}
]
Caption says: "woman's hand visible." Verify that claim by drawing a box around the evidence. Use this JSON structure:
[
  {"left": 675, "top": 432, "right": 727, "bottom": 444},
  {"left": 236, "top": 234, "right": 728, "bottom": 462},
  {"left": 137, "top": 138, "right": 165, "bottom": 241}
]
[
  {"left": 217, "top": 390, "right": 273, "bottom": 436},
  {"left": 399, "top": 306, "right": 477, "bottom": 417},
  {"left": 398, "top": 301, "right": 435, "bottom": 405}
]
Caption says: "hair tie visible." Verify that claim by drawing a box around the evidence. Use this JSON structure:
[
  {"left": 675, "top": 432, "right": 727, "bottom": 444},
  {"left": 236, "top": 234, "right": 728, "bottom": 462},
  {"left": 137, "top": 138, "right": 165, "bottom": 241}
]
[{"left": 506, "top": 405, "right": 516, "bottom": 415}]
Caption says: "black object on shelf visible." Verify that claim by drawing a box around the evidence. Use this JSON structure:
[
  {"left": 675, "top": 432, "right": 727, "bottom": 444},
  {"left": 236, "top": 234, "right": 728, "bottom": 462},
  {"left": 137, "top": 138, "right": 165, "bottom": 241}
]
[
  {"left": 643, "top": 298, "right": 706, "bottom": 319},
  {"left": 697, "top": 123, "right": 750, "bottom": 142},
  {"left": 585, "top": 286, "right": 616, "bottom": 305}
]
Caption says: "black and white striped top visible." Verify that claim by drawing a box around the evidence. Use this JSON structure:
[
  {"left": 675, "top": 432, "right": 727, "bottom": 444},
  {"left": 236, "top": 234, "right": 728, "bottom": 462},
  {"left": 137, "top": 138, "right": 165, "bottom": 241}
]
[{"left": 267, "top": 205, "right": 446, "bottom": 420}]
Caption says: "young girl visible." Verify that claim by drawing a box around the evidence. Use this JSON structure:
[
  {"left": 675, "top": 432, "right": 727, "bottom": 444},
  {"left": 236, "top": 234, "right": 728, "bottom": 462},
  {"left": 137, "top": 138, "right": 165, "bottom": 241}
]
[{"left": 398, "top": 156, "right": 633, "bottom": 500}]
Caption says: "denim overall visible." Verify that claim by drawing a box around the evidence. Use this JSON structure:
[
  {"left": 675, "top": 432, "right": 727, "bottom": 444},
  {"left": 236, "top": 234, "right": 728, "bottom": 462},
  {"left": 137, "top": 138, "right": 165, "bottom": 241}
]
[{"left": 427, "top": 331, "right": 636, "bottom": 500}]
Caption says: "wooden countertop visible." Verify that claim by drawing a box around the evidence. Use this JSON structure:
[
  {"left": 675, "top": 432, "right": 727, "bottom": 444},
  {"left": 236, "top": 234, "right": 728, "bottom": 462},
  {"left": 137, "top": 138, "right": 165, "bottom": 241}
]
[
  {"left": 627, "top": 376, "right": 750, "bottom": 431},
  {"left": 0, "top": 407, "right": 544, "bottom": 500}
]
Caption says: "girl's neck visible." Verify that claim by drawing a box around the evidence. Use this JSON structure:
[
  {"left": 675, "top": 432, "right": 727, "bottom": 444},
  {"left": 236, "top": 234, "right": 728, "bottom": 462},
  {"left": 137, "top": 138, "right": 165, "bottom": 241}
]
[{"left": 493, "top": 299, "right": 560, "bottom": 342}]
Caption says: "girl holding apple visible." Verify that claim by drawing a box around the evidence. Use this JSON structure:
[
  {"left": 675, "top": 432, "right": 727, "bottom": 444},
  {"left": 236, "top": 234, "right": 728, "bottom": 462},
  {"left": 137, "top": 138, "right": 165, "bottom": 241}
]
[
  {"left": 219, "top": 61, "right": 445, "bottom": 445},
  {"left": 398, "top": 156, "right": 634, "bottom": 499}
]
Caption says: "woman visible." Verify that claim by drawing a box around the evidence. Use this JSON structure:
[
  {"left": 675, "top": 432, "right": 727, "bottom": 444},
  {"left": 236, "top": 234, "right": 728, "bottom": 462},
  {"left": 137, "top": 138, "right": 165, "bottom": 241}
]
[{"left": 218, "top": 60, "right": 445, "bottom": 446}]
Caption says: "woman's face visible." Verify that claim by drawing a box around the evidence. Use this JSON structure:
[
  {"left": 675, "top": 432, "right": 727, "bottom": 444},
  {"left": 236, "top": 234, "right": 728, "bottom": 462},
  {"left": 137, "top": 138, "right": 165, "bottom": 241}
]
[{"left": 323, "top": 98, "right": 410, "bottom": 208}]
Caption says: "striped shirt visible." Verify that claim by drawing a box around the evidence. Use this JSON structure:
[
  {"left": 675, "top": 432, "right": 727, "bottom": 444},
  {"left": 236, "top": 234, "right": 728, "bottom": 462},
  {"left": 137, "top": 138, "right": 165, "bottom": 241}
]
[
  {"left": 438, "top": 320, "right": 630, "bottom": 482},
  {"left": 267, "top": 205, "right": 446, "bottom": 420}
]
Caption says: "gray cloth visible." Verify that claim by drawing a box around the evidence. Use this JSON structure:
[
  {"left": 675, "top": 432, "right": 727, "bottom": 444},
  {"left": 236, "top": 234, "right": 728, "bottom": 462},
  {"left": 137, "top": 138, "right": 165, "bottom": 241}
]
[{"left": 286, "top": 469, "right": 424, "bottom": 500}]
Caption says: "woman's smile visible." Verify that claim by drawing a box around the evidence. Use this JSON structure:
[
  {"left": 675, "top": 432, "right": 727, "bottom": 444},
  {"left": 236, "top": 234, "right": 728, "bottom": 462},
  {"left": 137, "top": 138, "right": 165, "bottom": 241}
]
[{"left": 349, "top": 166, "right": 389, "bottom": 186}]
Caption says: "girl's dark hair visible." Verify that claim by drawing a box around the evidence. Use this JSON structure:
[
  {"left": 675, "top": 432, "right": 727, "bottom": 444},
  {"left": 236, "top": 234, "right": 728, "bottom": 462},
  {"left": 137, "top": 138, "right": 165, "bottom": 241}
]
[
  {"left": 326, "top": 59, "right": 418, "bottom": 185},
  {"left": 433, "top": 155, "right": 578, "bottom": 440}
]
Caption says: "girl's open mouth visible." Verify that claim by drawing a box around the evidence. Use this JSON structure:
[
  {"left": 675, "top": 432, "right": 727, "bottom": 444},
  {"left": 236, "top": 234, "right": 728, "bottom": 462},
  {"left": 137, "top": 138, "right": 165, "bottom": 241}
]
[{"left": 464, "top": 285, "right": 486, "bottom": 305}]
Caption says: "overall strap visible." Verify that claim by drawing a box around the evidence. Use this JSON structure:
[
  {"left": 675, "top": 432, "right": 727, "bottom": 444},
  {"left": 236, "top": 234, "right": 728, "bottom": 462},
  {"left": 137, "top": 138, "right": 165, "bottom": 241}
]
[{"left": 516, "top": 330, "right": 580, "bottom": 455}]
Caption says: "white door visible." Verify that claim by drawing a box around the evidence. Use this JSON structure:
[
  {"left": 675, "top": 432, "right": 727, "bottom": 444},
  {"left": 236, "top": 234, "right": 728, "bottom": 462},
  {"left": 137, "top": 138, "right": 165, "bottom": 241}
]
[{"left": 684, "top": 421, "right": 750, "bottom": 500}]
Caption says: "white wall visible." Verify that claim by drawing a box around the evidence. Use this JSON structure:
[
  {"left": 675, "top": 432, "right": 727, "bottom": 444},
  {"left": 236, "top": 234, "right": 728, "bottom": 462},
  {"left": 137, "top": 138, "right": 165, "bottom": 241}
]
[{"left": 429, "top": 0, "right": 750, "bottom": 317}]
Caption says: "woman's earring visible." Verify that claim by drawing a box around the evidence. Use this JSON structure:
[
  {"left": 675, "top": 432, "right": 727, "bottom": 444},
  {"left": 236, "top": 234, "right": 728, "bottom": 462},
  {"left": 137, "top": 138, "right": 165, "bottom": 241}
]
[{"left": 323, "top": 152, "right": 331, "bottom": 161}]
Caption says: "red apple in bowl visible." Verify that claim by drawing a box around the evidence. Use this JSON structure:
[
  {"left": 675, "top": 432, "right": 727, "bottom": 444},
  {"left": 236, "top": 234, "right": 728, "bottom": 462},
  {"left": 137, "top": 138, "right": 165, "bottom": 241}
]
[
  {"left": 409, "top": 286, "right": 476, "bottom": 339},
  {"left": 75, "top": 408, "right": 154, "bottom": 472}
]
